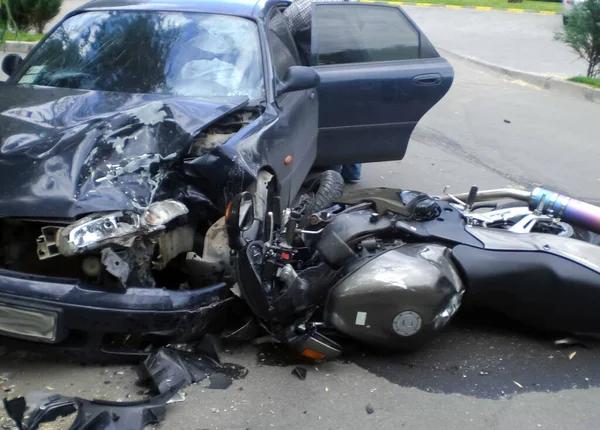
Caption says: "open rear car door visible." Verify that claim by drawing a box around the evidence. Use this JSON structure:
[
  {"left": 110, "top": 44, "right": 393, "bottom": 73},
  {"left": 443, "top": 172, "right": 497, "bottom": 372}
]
[{"left": 311, "top": 2, "right": 454, "bottom": 166}]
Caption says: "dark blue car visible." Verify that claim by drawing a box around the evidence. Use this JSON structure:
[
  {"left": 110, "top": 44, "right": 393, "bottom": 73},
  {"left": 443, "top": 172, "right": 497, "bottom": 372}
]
[{"left": 0, "top": 0, "right": 453, "bottom": 355}]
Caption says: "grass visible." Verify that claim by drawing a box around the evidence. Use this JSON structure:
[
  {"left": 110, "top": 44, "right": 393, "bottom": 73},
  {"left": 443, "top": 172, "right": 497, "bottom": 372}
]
[
  {"left": 383, "top": 0, "right": 563, "bottom": 13},
  {"left": 2, "top": 32, "right": 44, "bottom": 42},
  {"left": 569, "top": 76, "right": 600, "bottom": 88}
]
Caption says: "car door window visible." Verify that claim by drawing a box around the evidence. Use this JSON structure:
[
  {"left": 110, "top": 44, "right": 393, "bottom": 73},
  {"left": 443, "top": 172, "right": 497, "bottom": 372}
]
[
  {"left": 312, "top": 4, "right": 436, "bottom": 66},
  {"left": 267, "top": 9, "right": 300, "bottom": 79}
]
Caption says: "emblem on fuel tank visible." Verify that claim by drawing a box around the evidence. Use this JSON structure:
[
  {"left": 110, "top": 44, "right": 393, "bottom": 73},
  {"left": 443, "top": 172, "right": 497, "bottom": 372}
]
[{"left": 392, "top": 311, "right": 422, "bottom": 336}]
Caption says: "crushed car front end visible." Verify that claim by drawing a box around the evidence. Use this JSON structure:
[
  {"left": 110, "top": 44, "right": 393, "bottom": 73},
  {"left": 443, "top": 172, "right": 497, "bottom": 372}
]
[{"left": 0, "top": 4, "right": 280, "bottom": 355}]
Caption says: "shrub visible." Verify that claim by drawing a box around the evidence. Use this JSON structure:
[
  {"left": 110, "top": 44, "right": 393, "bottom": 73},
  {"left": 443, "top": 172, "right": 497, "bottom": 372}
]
[
  {"left": 0, "top": 0, "right": 61, "bottom": 34},
  {"left": 555, "top": 0, "right": 600, "bottom": 78}
]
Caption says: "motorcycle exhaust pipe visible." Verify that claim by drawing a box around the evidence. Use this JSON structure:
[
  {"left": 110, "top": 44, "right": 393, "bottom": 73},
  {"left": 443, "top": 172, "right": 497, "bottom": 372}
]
[
  {"left": 441, "top": 187, "right": 600, "bottom": 234},
  {"left": 529, "top": 188, "right": 600, "bottom": 235}
]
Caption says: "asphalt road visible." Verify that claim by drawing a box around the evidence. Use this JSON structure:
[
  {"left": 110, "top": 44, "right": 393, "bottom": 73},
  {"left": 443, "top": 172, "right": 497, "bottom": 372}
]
[
  {"left": 404, "top": 6, "right": 588, "bottom": 77},
  {"left": 2, "top": 54, "right": 600, "bottom": 430}
]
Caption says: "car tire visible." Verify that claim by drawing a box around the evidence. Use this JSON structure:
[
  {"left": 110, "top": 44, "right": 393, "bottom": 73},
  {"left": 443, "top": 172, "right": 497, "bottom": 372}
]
[{"left": 299, "top": 170, "right": 345, "bottom": 227}]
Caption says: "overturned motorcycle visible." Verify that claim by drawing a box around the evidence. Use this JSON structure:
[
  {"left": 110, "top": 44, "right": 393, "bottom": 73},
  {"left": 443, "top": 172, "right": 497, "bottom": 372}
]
[{"left": 226, "top": 182, "right": 600, "bottom": 360}]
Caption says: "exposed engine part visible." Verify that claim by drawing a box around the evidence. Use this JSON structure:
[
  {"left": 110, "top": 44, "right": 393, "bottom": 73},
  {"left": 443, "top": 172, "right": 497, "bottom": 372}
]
[
  {"left": 101, "top": 248, "right": 131, "bottom": 285},
  {"left": 153, "top": 226, "right": 195, "bottom": 271},
  {"left": 189, "top": 110, "right": 258, "bottom": 156},
  {"left": 185, "top": 217, "right": 235, "bottom": 285}
]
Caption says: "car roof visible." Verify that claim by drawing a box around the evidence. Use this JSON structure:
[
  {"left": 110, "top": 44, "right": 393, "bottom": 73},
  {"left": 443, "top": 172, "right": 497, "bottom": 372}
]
[{"left": 76, "top": 0, "right": 289, "bottom": 18}]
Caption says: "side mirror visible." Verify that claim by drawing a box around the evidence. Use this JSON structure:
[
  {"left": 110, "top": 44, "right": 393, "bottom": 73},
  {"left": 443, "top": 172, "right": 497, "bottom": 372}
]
[
  {"left": 2, "top": 54, "right": 23, "bottom": 77},
  {"left": 277, "top": 66, "right": 320, "bottom": 97}
]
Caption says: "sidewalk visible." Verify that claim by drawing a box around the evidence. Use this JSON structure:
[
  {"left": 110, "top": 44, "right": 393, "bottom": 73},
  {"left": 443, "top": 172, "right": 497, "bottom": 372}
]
[{"left": 404, "top": 5, "right": 588, "bottom": 78}]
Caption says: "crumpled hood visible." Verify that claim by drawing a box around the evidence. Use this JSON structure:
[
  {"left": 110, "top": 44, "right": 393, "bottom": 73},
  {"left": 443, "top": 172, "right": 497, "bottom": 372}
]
[{"left": 0, "top": 84, "right": 248, "bottom": 219}]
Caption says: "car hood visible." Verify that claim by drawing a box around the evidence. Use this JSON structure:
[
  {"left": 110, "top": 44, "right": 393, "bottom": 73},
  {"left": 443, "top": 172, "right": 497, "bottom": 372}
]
[{"left": 0, "top": 84, "right": 248, "bottom": 219}]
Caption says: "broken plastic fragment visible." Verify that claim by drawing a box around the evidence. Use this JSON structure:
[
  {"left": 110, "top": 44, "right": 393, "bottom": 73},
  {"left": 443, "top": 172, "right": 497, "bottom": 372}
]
[
  {"left": 101, "top": 248, "right": 131, "bottom": 284},
  {"left": 292, "top": 367, "right": 307, "bottom": 381}
]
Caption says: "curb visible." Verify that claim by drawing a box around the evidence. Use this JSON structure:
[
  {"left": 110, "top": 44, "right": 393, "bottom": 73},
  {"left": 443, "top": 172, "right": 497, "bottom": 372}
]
[
  {"left": 441, "top": 49, "right": 600, "bottom": 104},
  {"left": 360, "top": 0, "right": 559, "bottom": 14},
  {"left": 1, "top": 41, "right": 36, "bottom": 54}
]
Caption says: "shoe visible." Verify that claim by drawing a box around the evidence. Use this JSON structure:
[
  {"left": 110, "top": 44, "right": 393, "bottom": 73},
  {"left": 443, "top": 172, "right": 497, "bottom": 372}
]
[{"left": 345, "top": 179, "right": 360, "bottom": 185}]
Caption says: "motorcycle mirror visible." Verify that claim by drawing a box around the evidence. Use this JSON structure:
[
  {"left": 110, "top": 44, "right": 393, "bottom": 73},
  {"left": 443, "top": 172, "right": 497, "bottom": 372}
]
[{"left": 226, "top": 192, "right": 255, "bottom": 250}]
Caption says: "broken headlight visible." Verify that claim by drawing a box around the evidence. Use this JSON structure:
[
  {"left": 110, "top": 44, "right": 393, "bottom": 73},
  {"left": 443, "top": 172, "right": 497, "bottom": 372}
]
[{"left": 38, "top": 200, "right": 189, "bottom": 259}]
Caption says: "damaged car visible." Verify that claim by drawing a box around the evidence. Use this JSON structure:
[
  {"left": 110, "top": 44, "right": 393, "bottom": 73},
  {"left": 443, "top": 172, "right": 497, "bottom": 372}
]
[{"left": 0, "top": 0, "right": 453, "bottom": 355}]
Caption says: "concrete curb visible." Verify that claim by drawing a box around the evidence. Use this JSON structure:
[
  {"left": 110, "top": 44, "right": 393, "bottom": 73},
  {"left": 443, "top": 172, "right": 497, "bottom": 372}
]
[
  {"left": 441, "top": 49, "right": 600, "bottom": 104},
  {"left": 360, "top": 0, "right": 559, "bottom": 15},
  {"left": 1, "top": 41, "right": 37, "bottom": 55}
]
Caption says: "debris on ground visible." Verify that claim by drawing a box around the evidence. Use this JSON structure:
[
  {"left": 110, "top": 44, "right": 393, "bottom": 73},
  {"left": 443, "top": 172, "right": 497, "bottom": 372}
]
[
  {"left": 366, "top": 404, "right": 375, "bottom": 415},
  {"left": 3, "top": 383, "right": 183, "bottom": 430},
  {"left": 291, "top": 367, "right": 307, "bottom": 381},
  {"left": 139, "top": 345, "right": 247, "bottom": 394},
  {"left": 569, "top": 351, "right": 577, "bottom": 360},
  {"left": 513, "top": 381, "right": 523, "bottom": 388},
  {"left": 554, "top": 337, "right": 593, "bottom": 349},
  {"left": 2, "top": 339, "right": 247, "bottom": 430}
]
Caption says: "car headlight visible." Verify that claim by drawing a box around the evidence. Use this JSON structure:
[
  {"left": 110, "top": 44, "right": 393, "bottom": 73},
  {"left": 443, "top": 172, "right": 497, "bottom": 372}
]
[{"left": 57, "top": 200, "right": 188, "bottom": 256}]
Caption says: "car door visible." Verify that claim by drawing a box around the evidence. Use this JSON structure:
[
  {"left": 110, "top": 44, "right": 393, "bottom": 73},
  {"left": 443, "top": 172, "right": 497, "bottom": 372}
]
[
  {"left": 310, "top": 2, "right": 454, "bottom": 166},
  {"left": 266, "top": 7, "right": 319, "bottom": 205}
]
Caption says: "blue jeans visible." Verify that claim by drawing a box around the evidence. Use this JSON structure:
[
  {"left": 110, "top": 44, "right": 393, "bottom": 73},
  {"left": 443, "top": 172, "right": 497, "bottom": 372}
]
[{"left": 333, "top": 164, "right": 362, "bottom": 183}]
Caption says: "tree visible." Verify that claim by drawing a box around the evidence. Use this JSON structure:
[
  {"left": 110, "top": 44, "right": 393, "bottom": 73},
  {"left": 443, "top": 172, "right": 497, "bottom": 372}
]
[
  {"left": 19, "top": 0, "right": 62, "bottom": 33},
  {"left": 555, "top": 0, "right": 600, "bottom": 78},
  {"left": 0, "top": 0, "right": 61, "bottom": 39}
]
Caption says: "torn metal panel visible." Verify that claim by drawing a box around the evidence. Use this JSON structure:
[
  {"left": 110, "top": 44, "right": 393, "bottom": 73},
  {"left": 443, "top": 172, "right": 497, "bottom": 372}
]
[{"left": 0, "top": 85, "right": 249, "bottom": 218}]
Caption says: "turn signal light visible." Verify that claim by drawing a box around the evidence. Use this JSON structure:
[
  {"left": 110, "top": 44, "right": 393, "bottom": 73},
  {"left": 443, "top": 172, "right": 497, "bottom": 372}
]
[{"left": 301, "top": 349, "right": 326, "bottom": 360}]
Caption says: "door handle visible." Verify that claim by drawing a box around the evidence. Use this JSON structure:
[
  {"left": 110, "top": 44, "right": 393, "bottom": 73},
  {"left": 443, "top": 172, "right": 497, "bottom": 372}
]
[{"left": 413, "top": 73, "right": 442, "bottom": 86}]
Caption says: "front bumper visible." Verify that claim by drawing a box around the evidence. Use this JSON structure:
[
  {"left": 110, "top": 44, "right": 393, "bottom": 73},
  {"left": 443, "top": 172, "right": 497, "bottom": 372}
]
[{"left": 0, "top": 269, "right": 232, "bottom": 356}]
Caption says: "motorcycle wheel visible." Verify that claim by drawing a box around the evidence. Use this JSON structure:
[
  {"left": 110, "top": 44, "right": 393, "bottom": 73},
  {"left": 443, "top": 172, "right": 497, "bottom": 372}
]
[{"left": 298, "top": 170, "right": 345, "bottom": 227}]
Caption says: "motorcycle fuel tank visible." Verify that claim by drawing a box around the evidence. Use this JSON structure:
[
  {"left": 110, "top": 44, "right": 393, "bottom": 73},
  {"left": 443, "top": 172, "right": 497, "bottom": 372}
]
[{"left": 324, "top": 244, "right": 464, "bottom": 350}]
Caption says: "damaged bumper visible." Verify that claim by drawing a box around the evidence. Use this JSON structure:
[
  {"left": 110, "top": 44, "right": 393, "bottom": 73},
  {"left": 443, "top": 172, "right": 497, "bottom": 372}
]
[{"left": 0, "top": 271, "right": 232, "bottom": 350}]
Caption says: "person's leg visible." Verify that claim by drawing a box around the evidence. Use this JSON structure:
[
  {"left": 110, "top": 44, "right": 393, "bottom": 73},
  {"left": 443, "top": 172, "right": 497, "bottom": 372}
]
[{"left": 341, "top": 164, "right": 362, "bottom": 184}]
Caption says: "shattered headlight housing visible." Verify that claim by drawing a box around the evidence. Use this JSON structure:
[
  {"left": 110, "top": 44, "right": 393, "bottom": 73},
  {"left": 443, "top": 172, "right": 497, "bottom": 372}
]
[{"left": 38, "top": 200, "right": 189, "bottom": 259}]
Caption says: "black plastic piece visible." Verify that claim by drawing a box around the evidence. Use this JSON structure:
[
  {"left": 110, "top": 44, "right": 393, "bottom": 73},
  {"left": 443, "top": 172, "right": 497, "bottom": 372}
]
[
  {"left": 292, "top": 367, "right": 307, "bottom": 380},
  {"left": 316, "top": 210, "right": 394, "bottom": 268},
  {"left": 453, "top": 245, "right": 600, "bottom": 335},
  {"left": 139, "top": 344, "right": 246, "bottom": 394},
  {"left": 235, "top": 241, "right": 271, "bottom": 321},
  {"left": 3, "top": 384, "right": 182, "bottom": 430}
]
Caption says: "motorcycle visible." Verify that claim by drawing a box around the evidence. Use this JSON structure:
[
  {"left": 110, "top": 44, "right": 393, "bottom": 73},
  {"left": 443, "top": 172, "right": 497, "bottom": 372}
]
[{"left": 225, "top": 185, "right": 600, "bottom": 360}]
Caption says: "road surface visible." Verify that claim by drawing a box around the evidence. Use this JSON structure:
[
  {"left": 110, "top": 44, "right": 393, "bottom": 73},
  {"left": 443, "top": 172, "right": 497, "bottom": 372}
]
[
  {"left": 405, "top": 6, "right": 587, "bottom": 77},
  {"left": 1, "top": 54, "right": 599, "bottom": 430}
]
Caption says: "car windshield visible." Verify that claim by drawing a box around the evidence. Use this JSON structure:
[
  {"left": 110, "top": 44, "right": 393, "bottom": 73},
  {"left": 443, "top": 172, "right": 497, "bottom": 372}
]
[{"left": 16, "top": 11, "right": 265, "bottom": 100}]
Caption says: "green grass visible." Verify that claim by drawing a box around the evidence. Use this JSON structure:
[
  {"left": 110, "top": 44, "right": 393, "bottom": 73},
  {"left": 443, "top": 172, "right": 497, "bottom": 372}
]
[
  {"left": 384, "top": 0, "right": 562, "bottom": 13},
  {"left": 569, "top": 76, "right": 600, "bottom": 88},
  {"left": 2, "top": 32, "right": 44, "bottom": 42}
]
